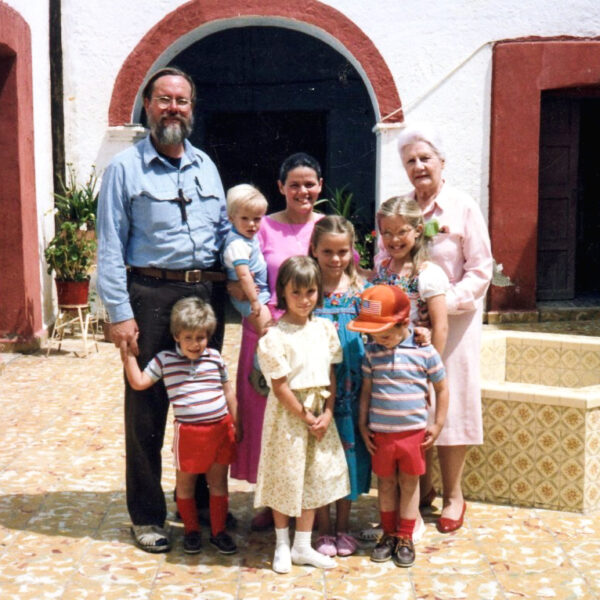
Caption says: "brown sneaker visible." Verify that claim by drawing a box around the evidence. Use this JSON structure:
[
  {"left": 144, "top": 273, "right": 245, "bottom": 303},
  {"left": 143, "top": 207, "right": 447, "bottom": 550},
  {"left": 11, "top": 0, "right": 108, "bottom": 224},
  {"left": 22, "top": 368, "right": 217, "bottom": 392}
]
[
  {"left": 392, "top": 536, "right": 415, "bottom": 568},
  {"left": 370, "top": 534, "right": 397, "bottom": 562}
]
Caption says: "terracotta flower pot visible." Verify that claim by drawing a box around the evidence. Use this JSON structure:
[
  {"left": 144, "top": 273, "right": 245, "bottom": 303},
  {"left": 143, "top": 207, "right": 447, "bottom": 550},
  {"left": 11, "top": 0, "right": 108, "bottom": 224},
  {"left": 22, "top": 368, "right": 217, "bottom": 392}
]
[{"left": 55, "top": 279, "right": 90, "bottom": 306}]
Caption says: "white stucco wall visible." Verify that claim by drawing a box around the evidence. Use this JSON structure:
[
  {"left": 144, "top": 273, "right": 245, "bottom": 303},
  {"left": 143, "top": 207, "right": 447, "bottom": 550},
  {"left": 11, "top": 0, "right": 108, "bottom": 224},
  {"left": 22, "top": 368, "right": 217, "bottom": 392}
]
[
  {"left": 60, "top": 0, "right": 600, "bottom": 224},
  {"left": 61, "top": 0, "right": 189, "bottom": 175},
  {"left": 4, "top": 0, "right": 55, "bottom": 325}
]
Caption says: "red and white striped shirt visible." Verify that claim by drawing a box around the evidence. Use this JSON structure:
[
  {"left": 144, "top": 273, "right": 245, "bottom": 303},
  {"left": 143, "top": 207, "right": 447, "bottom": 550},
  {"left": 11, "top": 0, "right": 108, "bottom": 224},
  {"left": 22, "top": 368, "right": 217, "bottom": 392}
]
[{"left": 144, "top": 346, "right": 229, "bottom": 423}]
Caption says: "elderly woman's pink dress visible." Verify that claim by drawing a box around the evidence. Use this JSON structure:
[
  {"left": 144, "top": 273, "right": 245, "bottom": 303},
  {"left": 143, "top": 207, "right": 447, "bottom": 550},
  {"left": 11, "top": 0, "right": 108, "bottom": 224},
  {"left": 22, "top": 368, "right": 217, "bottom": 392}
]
[
  {"left": 230, "top": 215, "right": 320, "bottom": 482},
  {"left": 417, "top": 184, "right": 492, "bottom": 445}
]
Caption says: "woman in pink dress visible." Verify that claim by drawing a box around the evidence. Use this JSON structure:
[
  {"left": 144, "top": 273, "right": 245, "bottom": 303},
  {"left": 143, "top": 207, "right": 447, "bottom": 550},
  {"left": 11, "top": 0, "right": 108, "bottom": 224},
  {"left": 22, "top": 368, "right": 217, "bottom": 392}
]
[
  {"left": 229, "top": 153, "right": 324, "bottom": 529},
  {"left": 396, "top": 123, "right": 493, "bottom": 532}
]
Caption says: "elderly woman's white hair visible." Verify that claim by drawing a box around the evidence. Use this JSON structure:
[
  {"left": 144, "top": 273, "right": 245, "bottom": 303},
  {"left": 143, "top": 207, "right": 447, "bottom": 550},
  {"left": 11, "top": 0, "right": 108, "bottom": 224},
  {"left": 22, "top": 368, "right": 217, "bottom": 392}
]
[{"left": 397, "top": 122, "right": 446, "bottom": 161}]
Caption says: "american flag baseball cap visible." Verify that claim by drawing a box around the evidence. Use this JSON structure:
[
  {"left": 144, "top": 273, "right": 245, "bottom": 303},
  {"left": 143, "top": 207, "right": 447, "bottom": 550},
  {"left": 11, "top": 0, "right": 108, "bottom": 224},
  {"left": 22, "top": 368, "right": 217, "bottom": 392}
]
[{"left": 347, "top": 284, "right": 411, "bottom": 333}]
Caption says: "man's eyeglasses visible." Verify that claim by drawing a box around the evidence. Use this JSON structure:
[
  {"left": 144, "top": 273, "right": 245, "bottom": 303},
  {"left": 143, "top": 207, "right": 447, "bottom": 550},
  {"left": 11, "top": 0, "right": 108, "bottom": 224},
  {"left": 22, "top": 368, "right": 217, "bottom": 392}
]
[{"left": 152, "top": 96, "right": 192, "bottom": 109}]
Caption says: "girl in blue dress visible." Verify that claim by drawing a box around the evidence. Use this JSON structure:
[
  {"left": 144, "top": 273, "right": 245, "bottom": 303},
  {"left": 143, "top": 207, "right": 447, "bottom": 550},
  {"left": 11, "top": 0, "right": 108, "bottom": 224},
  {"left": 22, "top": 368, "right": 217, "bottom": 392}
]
[{"left": 309, "top": 215, "right": 371, "bottom": 557}]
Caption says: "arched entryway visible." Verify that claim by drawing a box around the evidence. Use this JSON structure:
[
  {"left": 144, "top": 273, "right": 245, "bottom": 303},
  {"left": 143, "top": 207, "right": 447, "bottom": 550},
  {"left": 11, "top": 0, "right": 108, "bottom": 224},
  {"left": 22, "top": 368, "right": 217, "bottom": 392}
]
[
  {"left": 150, "top": 26, "right": 376, "bottom": 214},
  {"left": 0, "top": 4, "right": 42, "bottom": 348},
  {"left": 489, "top": 39, "right": 600, "bottom": 313},
  {"left": 109, "top": 0, "right": 401, "bottom": 127},
  {"left": 106, "top": 0, "right": 402, "bottom": 226}
]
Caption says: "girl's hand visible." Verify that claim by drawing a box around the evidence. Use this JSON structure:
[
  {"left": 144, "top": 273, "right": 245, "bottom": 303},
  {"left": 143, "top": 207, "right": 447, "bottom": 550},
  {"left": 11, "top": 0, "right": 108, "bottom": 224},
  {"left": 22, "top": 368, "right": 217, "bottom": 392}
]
[
  {"left": 310, "top": 410, "right": 332, "bottom": 441},
  {"left": 414, "top": 326, "right": 432, "bottom": 346},
  {"left": 422, "top": 424, "right": 442, "bottom": 450},
  {"left": 359, "top": 422, "right": 376, "bottom": 455},
  {"left": 303, "top": 410, "right": 317, "bottom": 427}
]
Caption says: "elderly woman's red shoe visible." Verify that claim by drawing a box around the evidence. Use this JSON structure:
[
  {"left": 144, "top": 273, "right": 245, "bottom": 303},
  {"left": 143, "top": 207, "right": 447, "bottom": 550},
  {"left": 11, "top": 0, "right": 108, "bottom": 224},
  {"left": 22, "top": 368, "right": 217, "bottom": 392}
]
[{"left": 436, "top": 502, "right": 466, "bottom": 533}]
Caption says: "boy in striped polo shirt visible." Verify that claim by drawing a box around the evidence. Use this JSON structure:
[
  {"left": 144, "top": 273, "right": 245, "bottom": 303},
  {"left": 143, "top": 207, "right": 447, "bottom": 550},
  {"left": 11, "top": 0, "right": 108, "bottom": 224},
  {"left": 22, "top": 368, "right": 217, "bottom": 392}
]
[
  {"left": 349, "top": 285, "right": 448, "bottom": 568},
  {"left": 123, "top": 297, "right": 242, "bottom": 556}
]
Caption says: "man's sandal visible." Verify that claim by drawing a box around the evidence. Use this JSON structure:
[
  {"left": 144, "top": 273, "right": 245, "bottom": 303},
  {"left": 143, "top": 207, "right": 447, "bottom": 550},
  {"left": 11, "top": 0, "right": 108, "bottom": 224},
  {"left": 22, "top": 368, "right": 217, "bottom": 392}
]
[{"left": 130, "top": 525, "right": 171, "bottom": 553}]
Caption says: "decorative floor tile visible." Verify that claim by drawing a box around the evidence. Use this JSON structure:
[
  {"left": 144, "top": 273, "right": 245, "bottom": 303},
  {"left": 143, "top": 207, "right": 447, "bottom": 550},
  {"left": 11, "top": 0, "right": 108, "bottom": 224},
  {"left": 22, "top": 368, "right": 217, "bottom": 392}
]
[
  {"left": 411, "top": 574, "right": 503, "bottom": 600},
  {"left": 494, "top": 571, "right": 592, "bottom": 599},
  {"left": 1, "top": 321, "right": 600, "bottom": 598}
]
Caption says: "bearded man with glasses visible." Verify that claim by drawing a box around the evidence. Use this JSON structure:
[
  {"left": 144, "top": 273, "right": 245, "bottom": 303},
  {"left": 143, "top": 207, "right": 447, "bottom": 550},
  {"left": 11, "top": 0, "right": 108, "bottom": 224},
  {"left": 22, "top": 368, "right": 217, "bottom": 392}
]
[{"left": 97, "top": 67, "right": 235, "bottom": 553}]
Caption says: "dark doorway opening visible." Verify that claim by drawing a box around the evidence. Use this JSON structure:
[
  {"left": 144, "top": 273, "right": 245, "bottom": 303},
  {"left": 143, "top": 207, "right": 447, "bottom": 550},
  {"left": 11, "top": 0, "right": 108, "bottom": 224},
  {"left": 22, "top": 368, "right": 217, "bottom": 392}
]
[
  {"left": 576, "top": 98, "right": 600, "bottom": 297},
  {"left": 204, "top": 111, "right": 326, "bottom": 213},
  {"left": 167, "top": 25, "right": 376, "bottom": 228},
  {"left": 537, "top": 90, "right": 600, "bottom": 302}
]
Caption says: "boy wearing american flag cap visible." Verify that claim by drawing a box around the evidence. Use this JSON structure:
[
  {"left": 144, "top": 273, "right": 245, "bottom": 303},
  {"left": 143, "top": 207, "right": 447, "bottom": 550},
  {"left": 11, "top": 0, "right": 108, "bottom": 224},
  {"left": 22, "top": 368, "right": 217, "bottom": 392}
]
[{"left": 348, "top": 284, "right": 448, "bottom": 568}]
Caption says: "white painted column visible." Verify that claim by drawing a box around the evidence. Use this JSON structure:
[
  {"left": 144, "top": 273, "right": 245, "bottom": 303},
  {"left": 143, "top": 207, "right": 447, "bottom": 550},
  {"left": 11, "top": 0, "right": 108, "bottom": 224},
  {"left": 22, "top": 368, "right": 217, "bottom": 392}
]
[
  {"left": 372, "top": 121, "right": 413, "bottom": 214},
  {"left": 95, "top": 125, "right": 148, "bottom": 173}
]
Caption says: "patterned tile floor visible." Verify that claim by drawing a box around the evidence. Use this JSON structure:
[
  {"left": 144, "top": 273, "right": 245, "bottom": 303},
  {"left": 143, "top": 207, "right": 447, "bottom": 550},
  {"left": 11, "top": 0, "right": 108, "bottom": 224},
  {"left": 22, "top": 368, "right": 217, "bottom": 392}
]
[{"left": 2, "top": 318, "right": 600, "bottom": 599}]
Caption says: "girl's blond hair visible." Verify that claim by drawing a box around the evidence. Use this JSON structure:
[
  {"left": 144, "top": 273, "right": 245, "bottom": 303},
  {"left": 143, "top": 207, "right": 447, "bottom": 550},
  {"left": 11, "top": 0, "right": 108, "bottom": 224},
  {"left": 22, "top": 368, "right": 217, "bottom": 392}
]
[
  {"left": 309, "top": 215, "right": 360, "bottom": 291},
  {"left": 376, "top": 195, "right": 429, "bottom": 277}
]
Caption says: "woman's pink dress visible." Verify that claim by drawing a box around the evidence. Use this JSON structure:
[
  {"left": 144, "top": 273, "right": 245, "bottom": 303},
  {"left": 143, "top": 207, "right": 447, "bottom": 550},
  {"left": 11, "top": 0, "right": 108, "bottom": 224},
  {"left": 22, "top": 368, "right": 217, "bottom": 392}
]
[
  {"left": 418, "top": 184, "right": 493, "bottom": 445},
  {"left": 230, "top": 215, "right": 320, "bottom": 482}
]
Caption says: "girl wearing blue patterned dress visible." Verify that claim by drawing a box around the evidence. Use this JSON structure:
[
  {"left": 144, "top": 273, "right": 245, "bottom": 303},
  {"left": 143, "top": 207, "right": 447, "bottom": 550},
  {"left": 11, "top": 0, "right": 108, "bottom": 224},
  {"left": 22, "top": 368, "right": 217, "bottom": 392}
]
[{"left": 309, "top": 216, "right": 371, "bottom": 558}]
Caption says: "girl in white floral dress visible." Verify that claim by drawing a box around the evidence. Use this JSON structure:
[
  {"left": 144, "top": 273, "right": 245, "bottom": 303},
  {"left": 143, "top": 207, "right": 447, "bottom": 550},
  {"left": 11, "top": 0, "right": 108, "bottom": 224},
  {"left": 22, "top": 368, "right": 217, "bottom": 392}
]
[{"left": 255, "top": 256, "right": 350, "bottom": 573}]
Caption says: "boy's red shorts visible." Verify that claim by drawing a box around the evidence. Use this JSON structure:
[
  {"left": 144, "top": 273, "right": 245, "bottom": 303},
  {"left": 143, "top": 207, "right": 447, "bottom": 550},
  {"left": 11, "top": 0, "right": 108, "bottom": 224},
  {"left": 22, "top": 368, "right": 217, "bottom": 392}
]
[
  {"left": 173, "top": 413, "right": 237, "bottom": 473},
  {"left": 371, "top": 428, "right": 426, "bottom": 477}
]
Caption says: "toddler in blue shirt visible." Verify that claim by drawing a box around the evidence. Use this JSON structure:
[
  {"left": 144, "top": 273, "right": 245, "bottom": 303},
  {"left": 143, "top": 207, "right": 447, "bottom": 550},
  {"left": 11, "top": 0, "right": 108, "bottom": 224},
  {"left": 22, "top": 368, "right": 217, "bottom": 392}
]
[{"left": 222, "top": 184, "right": 271, "bottom": 335}]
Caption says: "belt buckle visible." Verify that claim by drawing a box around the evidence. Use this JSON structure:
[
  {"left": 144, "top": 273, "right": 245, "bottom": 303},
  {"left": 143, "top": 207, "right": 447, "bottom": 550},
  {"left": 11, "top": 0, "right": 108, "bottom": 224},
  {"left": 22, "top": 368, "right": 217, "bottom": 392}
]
[{"left": 184, "top": 269, "right": 202, "bottom": 283}]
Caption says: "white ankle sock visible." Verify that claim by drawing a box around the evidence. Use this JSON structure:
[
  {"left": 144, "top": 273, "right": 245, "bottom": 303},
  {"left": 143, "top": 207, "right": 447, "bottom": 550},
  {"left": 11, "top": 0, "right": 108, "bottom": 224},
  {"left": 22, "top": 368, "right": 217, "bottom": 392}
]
[
  {"left": 292, "top": 530, "right": 336, "bottom": 569},
  {"left": 292, "top": 529, "right": 311, "bottom": 550},
  {"left": 273, "top": 527, "right": 291, "bottom": 574},
  {"left": 275, "top": 527, "right": 290, "bottom": 546}
]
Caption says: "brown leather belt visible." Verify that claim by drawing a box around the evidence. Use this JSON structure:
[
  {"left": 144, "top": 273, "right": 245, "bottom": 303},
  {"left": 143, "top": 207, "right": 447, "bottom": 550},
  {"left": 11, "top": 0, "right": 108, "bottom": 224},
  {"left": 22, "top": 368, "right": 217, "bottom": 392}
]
[{"left": 129, "top": 266, "right": 226, "bottom": 283}]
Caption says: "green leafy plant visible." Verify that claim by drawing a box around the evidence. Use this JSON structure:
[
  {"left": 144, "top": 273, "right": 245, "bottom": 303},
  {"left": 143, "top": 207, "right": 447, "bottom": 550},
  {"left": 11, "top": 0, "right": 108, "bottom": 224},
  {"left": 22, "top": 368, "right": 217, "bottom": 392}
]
[
  {"left": 354, "top": 229, "right": 377, "bottom": 268},
  {"left": 44, "top": 165, "right": 99, "bottom": 282},
  {"left": 44, "top": 221, "right": 97, "bottom": 282},
  {"left": 54, "top": 164, "right": 99, "bottom": 229},
  {"left": 315, "top": 184, "right": 358, "bottom": 220}
]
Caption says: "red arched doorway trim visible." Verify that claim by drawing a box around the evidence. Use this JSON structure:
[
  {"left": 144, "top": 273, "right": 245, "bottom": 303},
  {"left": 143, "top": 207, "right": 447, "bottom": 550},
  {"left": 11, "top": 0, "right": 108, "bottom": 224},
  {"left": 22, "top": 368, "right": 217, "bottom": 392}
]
[
  {"left": 108, "top": 0, "right": 402, "bottom": 126},
  {"left": 0, "top": 4, "right": 42, "bottom": 347},
  {"left": 489, "top": 39, "right": 600, "bottom": 313}
]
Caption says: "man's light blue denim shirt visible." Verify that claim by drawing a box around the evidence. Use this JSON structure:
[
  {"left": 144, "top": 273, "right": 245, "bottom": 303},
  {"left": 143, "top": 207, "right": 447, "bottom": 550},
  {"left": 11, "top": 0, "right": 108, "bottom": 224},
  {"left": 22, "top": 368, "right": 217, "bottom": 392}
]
[{"left": 97, "top": 136, "right": 230, "bottom": 323}]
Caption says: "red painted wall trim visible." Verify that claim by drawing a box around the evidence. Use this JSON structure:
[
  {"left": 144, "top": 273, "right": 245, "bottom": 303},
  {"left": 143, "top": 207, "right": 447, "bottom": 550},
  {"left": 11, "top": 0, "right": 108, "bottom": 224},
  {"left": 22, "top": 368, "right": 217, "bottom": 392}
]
[
  {"left": 108, "top": 0, "right": 401, "bottom": 126},
  {"left": 489, "top": 40, "right": 600, "bottom": 312},
  {"left": 0, "top": 3, "right": 42, "bottom": 342}
]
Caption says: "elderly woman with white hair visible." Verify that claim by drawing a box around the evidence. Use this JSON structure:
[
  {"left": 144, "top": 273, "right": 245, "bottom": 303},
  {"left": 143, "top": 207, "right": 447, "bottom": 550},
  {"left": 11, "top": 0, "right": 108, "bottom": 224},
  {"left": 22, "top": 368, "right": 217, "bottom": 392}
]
[{"left": 396, "top": 123, "right": 492, "bottom": 533}]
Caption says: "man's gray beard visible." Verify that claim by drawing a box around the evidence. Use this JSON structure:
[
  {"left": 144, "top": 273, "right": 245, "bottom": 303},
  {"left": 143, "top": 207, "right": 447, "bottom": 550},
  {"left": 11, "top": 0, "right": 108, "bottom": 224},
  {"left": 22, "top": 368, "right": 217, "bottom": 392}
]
[{"left": 151, "top": 115, "right": 193, "bottom": 145}]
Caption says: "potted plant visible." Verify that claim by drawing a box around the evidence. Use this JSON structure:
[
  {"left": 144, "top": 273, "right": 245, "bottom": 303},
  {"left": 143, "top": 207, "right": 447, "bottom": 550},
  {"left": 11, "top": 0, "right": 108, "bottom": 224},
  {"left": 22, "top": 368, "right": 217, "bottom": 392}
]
[{"left": 44, "top": 165, "right": 99, "bottom": 305}]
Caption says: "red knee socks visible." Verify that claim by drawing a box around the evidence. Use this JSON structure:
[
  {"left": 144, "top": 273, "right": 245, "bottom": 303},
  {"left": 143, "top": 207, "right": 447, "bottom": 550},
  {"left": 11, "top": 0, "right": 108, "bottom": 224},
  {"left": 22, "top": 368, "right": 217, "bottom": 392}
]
[
  {"left": 177, "top": 496, "right": 199, "bottom": 534},
  {"left": 210, "top": 494, "right": 228, "bottom": 536},
  {"left": 396, "top": 518, "right": 415, "bottom": 540}
]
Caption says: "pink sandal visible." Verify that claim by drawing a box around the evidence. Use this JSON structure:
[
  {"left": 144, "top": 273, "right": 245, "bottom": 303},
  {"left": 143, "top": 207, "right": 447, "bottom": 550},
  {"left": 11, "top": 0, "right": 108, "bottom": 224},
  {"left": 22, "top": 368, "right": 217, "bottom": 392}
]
[
  {"left": 315, "top": 534, "right": 337, "bottom": 557},
  {"left": 335, "top": 532, "right": 358, "bottom": 557}
]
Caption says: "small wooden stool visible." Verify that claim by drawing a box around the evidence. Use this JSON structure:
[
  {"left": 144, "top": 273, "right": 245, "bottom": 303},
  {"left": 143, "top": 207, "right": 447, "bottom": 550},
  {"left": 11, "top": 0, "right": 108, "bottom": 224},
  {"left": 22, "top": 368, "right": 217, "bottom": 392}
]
[{"left": 46, "top": 304, "right": 99, "bottom": 357}]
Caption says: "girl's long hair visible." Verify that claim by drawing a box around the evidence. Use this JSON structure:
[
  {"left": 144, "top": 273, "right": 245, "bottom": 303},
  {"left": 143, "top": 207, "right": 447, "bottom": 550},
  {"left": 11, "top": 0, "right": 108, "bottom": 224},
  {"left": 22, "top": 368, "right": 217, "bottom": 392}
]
[
  {"left": 376, "top": 195, "right": 430, "bottom": 277},
  {"left": 309, "top": 215, "right": 361, "bottom": 291}
]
